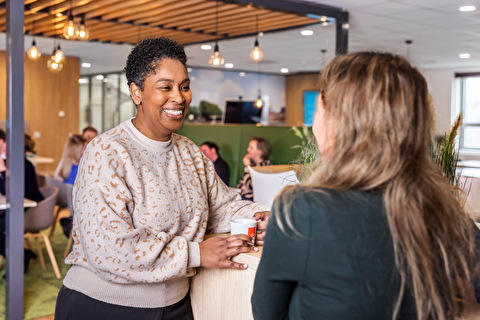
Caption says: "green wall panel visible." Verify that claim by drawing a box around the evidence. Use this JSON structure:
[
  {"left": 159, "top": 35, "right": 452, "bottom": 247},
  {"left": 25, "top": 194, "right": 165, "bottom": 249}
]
[{"left": 176, "top": 124, "right": 304, "bottom": 186}]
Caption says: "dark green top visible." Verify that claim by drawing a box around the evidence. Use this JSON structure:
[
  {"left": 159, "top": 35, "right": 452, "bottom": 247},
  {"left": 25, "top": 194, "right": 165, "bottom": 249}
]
[{"left": 252, "top": 187, "right": 415, "bottom": 320}]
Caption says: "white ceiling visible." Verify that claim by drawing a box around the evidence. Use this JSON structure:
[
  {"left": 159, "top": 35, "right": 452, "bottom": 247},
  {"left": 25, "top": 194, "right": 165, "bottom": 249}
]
[{"left": 2, "top": 0, "right": 480, "bottom": 75}]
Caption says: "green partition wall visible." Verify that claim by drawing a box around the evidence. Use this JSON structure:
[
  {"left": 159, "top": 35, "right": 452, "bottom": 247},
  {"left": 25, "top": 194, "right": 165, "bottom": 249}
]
[{"left": 176, "top": 123, "right": 305, "bottom": 186}]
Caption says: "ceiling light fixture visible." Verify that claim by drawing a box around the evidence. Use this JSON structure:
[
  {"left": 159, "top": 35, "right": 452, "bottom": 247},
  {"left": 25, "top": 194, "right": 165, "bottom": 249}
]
[
  {"left": 405, "top": 39, "right": 412, "bottom": 61},
  {"left": 254, "top": 63, "right": 264, "bottom": 109},
  {"left": 321, "top": 49, "right": 327, "bottom": 69},
  {"left": 301, "top": 29, "right": 314, "bottom": 36},
  {"left": 77, "top": 15, "right": 90, "bottom": 40},
  {"left": 26, "top": 39, "right": 42, "bottom": 60},
  {"left": 280, "top": 68, "right": 289, "bottom": 73},
  {"left": 459, "top": 53, "right": 471, "bottom": 59},
  {"left": 225, "top": 63, "right": 234, "bottom": 68},
  {"left": 459, "top": 5, "right": 476, "bottom": 12},
  {"left": 209, "top": 0, "right": 225, "bottom": 67},
  {"left": 201, "top": 44, "right": 212, "bottom": 50},
  {"left": 63, "top": 0, "right": 78, "bottom": 39},
  {"left": 53, "top": 44, "right": 65, "bottom": 63},
  {"left": 26, "top": 22, "right": 41, "bottom": 60},
  {"left": 47, "top": 38, "right": 63, "bottom": 72},
  {"left": 250, "top": 15, "right": 264, "bottom": 63}
]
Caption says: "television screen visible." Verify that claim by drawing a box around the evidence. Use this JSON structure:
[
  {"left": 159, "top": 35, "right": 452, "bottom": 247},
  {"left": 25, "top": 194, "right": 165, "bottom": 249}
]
[{"left": 224, "top": 100, "right": 262, "bottom": 124}]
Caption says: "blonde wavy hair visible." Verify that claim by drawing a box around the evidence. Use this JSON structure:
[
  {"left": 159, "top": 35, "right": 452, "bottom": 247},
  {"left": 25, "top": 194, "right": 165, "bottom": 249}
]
[
  {"left": 54, "top": 134, "right": 86, "bottom": 180},
  {"left": 276, "top": 52, "right": 476, "bottom": 320}
]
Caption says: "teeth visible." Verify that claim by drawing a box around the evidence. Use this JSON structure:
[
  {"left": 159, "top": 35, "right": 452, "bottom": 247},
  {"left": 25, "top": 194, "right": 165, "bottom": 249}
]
[{"left": 163, "top": 109, "right": 183, "bottom": 116}]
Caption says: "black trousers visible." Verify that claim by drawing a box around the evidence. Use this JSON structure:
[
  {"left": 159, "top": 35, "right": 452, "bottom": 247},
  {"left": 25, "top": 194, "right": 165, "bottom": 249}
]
[{"left": 55, "top": 285, "right": 194, "bottom": 320}]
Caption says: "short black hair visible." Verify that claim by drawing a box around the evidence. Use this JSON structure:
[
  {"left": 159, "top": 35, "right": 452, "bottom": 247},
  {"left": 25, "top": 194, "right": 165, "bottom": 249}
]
[
  {"left": 124, "top": 37, "right": 187, "bottom": 90},
  {"left": 201, "top": 141, "right": 219, "bottom": 152},
  {"left": 0, "top": 129, "right": 5, "bottom": 142}
]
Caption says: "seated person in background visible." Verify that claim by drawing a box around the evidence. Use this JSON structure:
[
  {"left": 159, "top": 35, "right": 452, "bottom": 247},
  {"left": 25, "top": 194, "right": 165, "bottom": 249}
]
[
  {"left": 82, "top": 126, "right": 98, "bottom": 144},
  {"left": 200, "top": 141, "right": 230, "bottom": 185},
  {"left": 54, "top": 134, "right": 86, "bottom": 184},
  {"left": 0, "top": 129, "right": 44, "bottom": 272},
  {"left": 252, "top": 52, "right": 479, "bottom": 319},
  {"left": 236, "top": 137, "right": 272, "bottom": 201}
]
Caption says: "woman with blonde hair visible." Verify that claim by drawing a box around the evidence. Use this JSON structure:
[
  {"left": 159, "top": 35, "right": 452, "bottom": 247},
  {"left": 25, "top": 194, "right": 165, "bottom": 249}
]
[
  {"left": 54, "top": 134, "right": 86, "bottom": 182},
  {"left": 252, "top": 52, "right": 477, "bottom": 319}
]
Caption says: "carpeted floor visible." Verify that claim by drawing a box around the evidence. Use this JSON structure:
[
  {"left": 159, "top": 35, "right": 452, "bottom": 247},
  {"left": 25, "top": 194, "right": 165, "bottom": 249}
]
[{"left": 0, "top": 209, "right": 71, "bottom": 320}]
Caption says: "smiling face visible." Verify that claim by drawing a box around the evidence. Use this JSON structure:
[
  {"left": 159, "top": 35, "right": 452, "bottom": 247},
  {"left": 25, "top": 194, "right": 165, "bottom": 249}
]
[{"left": 129, "top": 58, "right": 192, "bottom": 141}]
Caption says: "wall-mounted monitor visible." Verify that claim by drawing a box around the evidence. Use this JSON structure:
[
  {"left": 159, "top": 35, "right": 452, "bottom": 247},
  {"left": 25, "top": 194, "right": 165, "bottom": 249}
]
[
  {"left": 224, "top": 100, "right": 262, "bottom": 124},
  {"left": 303, "top": 91, "right": 319, "bottom": 127}
]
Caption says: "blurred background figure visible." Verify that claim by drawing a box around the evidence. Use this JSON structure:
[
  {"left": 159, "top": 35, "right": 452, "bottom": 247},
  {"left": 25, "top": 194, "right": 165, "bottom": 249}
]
[
  {"left": 0, "top": 129, "right": 44, "bottom": 273},
  {"left": 82, "top": 126, "right": 98, "bottom": 144},
  {"left": 236, "top": 137, "right": 272, "bottom": 201},
  {"left": 54, "top": 134, "right": 86, "bottom": 184},
  {"left": 200, "top": 141, "right": 230, "bottom": 186}
]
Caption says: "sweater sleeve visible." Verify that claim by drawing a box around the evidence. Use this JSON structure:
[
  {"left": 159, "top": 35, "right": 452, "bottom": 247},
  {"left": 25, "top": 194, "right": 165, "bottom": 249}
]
[{"left": 71, "top": 139, "right": 196, "bottom": 284}]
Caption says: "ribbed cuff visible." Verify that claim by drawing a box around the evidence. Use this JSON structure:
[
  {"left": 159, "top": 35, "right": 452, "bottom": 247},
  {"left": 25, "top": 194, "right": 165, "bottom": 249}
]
[{"left": 187, "top": 241, "right": 200, "bottom": 268}]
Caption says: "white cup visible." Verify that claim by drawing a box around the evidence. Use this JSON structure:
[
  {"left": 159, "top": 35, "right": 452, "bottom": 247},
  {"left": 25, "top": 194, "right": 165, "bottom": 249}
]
[{"left": 230, "top": 218, "right": 257, "bottom": 244}]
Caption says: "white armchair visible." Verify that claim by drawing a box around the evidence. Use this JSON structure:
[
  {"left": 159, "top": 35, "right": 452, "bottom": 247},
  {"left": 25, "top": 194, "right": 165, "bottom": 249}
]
[{"left": 248, "top": 166, "right": 299, "bottom": 208}]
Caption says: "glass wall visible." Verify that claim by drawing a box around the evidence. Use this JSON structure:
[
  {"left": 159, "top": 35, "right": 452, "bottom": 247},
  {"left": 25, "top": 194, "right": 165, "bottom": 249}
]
[{"left": 79, "top": 72, "right": 134, "bottom": 133}]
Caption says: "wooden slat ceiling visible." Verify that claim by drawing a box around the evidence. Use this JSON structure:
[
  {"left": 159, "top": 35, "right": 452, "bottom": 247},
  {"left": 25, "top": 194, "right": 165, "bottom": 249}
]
[{"left": 0, "top": 0, "right": 323, "bottom": 46}]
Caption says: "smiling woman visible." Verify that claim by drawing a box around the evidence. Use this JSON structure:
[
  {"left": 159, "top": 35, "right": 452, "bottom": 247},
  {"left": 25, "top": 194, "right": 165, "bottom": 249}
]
[{"left": 54, "top": 37, "right": 270, "bottom": 320}]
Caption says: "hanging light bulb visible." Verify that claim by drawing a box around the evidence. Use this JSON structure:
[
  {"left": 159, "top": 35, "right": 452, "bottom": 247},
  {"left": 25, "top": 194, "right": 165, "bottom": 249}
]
[
  {"left": 26, "top": 39, "right": 41, "bottom": 60},
  {"left": 63, "top": 11, "right": 78, "bottom": 39},
  {"left": 208, "top": 0, "right": 225, "bottom": 66},
  {"left": 209, "top": 43, "right": 224, "bottom": 66},
  {"left": 47, "top": 58, "right": 63, "bottom": 72},
  {"left": 254, "top": 62, "right": 263, "bottom": 109},
  {"left": 254, "top": 91, "right": 264, "bottom": 109},
  {"left": 53, "top": 44, "right": 65, "bottom": 63},
  {"left": 250, "top": 15, "right": 264, "bottom": 62},
  {"left": 250, "top": 39, "right": 264, "bottom": 62},
  {"left": 77, "top": 16, "right": 90, "bottom": 40}
]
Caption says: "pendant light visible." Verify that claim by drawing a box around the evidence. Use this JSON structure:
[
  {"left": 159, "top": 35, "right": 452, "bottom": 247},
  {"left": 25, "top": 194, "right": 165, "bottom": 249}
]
[
  {"left": 26, "top": 22, "right": 41, "bottom": 60},
  {"left": 27, "top": 40, "right": 42, "bottom": 60},
  {"left": 47, "top": 58, "right": 63, "bottom": 72},
  {"left": 405, "top": 39, "right": 413, "bottom": 61},
  {"left": 53, "top": 44, "right": 65, "bottom": 63},
  {"left": 254, "top": 63, "right": 264, "bottom": 109},
  {"left": 208, "top": 0, "right": 225, "bottom": 67},
  {"left": 47, "top": 38, "right": 63, "bottom": 72},
  {"left": 63, "top": 0, "right": 78, "bottom": 39},
  {"left": 250, "top": 15, "right": 264, "bottom": 63},
  {"left": 77, "top": 15, "right": 90, "bottom": 40}
]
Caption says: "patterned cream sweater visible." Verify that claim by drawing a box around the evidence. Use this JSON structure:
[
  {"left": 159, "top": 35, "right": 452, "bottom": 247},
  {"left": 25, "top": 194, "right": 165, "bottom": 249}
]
[{"left": 63, "top": 119, "right": 269, "bottom": 308}]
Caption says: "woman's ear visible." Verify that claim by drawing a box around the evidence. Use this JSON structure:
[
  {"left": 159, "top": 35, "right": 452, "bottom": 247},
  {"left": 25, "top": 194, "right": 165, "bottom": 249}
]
[{"left": 129, "top": 82, "right": 142, "bottom": 106}]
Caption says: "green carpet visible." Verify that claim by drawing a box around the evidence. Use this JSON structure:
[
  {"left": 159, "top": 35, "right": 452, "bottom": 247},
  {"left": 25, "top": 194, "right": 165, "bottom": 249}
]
[{"left": 0, "top": 220, "right": 71, "bottom": 320}]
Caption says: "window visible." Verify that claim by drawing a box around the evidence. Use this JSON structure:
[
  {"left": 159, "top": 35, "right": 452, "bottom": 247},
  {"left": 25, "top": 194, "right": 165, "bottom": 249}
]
[{"left": 456, "top": 73, "right": 480, "bottom": 151}]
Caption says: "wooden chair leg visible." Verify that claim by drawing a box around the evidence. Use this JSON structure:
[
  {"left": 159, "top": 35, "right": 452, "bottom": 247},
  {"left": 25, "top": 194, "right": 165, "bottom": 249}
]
[
  {"left": 48, "top": 206, "right": 62, "bottom": 240},
  {"left": 64, "top": 232, "right": 73, "bottom": 258},
  {"left": 40, "top": 233, "right": 61, "bottom": 279},
  {"left": 33, "top": 236, "right": 46, "bottom": 270}
]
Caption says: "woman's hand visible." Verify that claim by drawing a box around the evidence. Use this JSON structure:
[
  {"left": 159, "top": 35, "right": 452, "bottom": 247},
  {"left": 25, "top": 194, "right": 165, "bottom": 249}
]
[
  {"left": 242, "top": 154, "right": 252, "bottom": 167},
  {"left": 253, "top": 211, "right": 270, "bottom": 245},
  {"left": 199, "top": 234, "right": 258, "bottom": 269}
]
